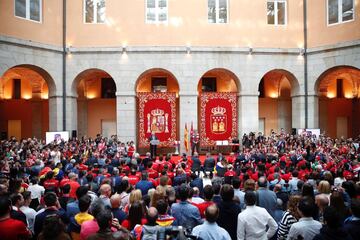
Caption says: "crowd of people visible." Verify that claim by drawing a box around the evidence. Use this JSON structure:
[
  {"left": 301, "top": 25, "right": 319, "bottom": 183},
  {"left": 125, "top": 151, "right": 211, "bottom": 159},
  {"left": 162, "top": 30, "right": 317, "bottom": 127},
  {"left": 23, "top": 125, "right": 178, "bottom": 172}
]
[{"left": 0, "top": 132, "right": 359, "bottom": 240}]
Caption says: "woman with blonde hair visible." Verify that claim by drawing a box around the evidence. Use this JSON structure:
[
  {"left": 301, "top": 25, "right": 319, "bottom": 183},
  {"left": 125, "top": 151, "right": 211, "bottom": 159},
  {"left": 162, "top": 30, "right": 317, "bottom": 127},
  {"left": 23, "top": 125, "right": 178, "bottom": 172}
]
[
  {"left": 277, "top": 195, "right": 301, "bottom": 240},
  {"left": 124, "top": 189, "right": 142, "bottom": 213},
  {"left": 317, "top": 180, "right": 331, "bottom": 202}
]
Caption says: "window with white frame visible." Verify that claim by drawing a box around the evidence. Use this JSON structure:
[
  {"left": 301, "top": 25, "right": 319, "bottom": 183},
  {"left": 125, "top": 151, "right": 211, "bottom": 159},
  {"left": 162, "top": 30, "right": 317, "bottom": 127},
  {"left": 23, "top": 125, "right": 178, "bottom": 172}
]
[
  {"left": 267, "top": 0, "right": 287, "bottom": 25},
  {"left": 208, "top": 0, "right": 228, "bottom": 23},
  {"left": 328, "top": 0, "right": 354, "bottom": 25},
  {"left": 15, "top": 0, "right": 42, "bottom": 22},
  {"left": 146, "top": 0, "right": 168, "bottom": 24},
  {"left": 84, "top": 0, "right": 106, "bottom": 23}
]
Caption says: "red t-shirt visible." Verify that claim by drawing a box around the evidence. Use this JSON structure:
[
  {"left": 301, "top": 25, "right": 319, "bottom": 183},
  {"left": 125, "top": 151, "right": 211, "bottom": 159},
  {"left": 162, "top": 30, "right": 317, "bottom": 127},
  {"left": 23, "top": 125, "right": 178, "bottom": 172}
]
[
  {"left": 128, "top": 175, "right": 140, "bottom": 186},
  {"left": 195, "top": 201, "right": 214, "bottom": 218},
  {"left": 0, "top": 218, "right": 31, "bottom": 240},
  {"left": 68, "top": 180, "right": 80, "bottom": 199},
  {"left": 121, "top": 218, "right": 147, "bottom": 230},
  {"left": 43, "top": 179, "right": 59, "bottom": 190}
]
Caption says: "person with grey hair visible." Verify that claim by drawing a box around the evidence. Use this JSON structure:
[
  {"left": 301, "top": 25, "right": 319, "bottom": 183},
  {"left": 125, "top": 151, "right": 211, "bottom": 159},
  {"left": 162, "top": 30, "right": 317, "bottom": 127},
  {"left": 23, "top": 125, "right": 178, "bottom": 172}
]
[
  {"left": 256, "top": 176, "right": 278, "bottom": 219},
  {"left": 192, "top": 204, "right": 231, "bottom": 240}
]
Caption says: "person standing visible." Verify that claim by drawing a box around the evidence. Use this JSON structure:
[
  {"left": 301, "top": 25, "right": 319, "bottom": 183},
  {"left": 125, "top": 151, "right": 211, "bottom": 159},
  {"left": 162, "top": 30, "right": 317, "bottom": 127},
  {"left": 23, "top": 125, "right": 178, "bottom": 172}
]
[
  {"left": 149, "top": 132, "right": 158, "bottom": 159},
  {"left": 237, "top": 191, "right": 277, "bottom": 240},
  {"left": 191, "top": 130, "right": 200, "bottom": 156},
  {"left": 256, "top": 176, "right": 278, "bottom": 219},
  {"left": 287, "top": 197, "right": 322, "bottom": 240},
  {"left": 192, "top": 204, "right": 231, "bottom": 240}
]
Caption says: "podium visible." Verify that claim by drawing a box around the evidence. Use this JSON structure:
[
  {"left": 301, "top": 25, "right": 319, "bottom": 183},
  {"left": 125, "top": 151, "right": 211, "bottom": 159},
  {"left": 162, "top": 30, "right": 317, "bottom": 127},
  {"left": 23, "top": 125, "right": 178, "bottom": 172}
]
[
  {"left": 216, "top": 140, "right": 231, "bottom": 154},
  {"left": 150, "top": 140, "right": 160, "bottom": 145}
]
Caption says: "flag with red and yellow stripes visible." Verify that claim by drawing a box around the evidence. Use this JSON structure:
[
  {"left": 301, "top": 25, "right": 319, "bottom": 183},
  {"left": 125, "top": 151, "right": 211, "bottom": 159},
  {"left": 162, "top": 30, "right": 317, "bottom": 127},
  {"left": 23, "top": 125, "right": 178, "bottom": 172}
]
[{"left": 184, "top": 123, "right": 189, "bottom": 152}]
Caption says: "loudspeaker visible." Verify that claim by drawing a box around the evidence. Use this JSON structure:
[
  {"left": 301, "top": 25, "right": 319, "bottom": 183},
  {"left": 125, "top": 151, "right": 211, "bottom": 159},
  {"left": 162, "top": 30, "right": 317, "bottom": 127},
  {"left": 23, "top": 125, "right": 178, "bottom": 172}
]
[
  {"left": 291, "top": 128, "right": 297, "bottom": 136},
  {"left": 72, "top": 130, "right": 77, "bottom": 138},
  {"left": 1, "top": 132, "right": 7, "bottom": 140}
]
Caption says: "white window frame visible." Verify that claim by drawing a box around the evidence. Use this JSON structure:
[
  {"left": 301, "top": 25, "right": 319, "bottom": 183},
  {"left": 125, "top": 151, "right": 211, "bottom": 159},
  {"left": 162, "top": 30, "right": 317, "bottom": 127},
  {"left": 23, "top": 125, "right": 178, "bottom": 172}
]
[
  {"left": 208, "top": 0, "right": 229, "bottom": 24},
  {"left": 327, "top": 0, "right": 355, "bottom": 26},
  {"left": 14, "top": 0, "right": 42, "bottom": 23},
  {"left": 83, "top": 0, "right": 106, "bottom": 24},
  {"left": 145, "top": 0, "right": 168, "bottom": 24},
  {"left": 267, "top": 0, "right": 287, "bottom": 26}
]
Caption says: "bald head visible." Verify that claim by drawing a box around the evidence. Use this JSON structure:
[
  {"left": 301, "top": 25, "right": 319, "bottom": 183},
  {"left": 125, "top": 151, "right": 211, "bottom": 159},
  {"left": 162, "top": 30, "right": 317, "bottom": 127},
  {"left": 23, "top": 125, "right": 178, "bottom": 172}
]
[
  {"left": 110, "top": 194, "right": 121, "bottom": 208},
  {"left": 258, "top": 176, "right": 267, "bottom": 188},
  {"left": 146, "top": 207, "right": 158, "bottom": 225},
  {"left": 100, "top": 184, "right": 111, "bottom": 197},
  {"left": 205, "top": 204, "right": 219, "bottom": 223}
]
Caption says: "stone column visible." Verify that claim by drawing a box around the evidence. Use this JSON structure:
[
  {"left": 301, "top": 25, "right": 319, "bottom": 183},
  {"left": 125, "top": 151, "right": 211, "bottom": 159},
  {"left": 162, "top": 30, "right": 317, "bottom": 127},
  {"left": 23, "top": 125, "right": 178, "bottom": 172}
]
[
  {"left": 291, "top": 95, "right": 306, "bottom": 129},
  {"left": 278, "top": 98, "right": 292, "bottom": 133},
  {"left": 307, "top": 94, "right": 319, "bottom": 129},
  {"left": 66, "top": 96, "right": 78, "bottom": 135},
  {"left": 77, "top": 99, "right": 88, "bottom": 138},
  {"left": 48, "top": 95, "right": 63, "bottom": 132},
  {"left": 179, "top": 92, "right": 198, "bottom": 154},
  {"left": 238, "top": 93, "right": 259, "bottom": 135},
  {"left": 116, "top": 92, "right": 136, "bottom": 143},
  {"left": 31, "top": 99, "right": 43, "bottom": 139}
]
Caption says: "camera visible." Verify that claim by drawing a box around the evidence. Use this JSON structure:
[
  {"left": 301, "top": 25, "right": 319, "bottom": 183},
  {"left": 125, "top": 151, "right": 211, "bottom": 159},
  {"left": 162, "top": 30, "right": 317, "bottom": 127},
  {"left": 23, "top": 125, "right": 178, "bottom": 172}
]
[{"left": 157, "top": 226, "right": 198, "bottom": 240}]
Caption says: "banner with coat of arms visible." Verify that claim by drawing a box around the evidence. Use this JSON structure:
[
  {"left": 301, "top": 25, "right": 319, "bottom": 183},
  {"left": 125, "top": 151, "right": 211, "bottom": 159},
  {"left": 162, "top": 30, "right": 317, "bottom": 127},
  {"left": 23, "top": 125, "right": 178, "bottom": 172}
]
[
  {"left": 137, "top": 92, "right": 177, "bottom": 148},
  {"left": 200, "top": 92, "right": 238, "bottom": 146}
]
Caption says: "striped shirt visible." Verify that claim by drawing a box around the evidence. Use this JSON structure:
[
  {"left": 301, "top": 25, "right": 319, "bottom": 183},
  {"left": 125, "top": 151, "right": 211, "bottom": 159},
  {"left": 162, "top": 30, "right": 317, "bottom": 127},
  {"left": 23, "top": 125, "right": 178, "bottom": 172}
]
[{"left": 277, "top": 211, "right": 298, "bottom": 240}]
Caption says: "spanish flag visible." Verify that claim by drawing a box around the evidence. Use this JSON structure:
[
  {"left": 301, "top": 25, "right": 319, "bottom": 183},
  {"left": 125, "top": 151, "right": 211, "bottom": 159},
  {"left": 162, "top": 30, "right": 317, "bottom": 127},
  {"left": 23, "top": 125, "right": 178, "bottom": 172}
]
[{"left": 184, "top": 123, "right": 189, "bottom": 152}]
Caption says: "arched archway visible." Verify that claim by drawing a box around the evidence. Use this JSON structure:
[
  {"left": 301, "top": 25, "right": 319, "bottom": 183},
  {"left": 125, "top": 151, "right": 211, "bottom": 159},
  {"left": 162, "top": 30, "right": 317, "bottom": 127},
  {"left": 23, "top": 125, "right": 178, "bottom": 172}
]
[
  {"left": 258, "top": 69, "right": 299, "bottom": 135},
  {"left": 0, "top": 65, "right": 56, "bottom": 139},
  {"left": 197, "top": 68, "right": 240, "bottom": 93},
  {"left": 197, "top": 68, "right": 240, "bottom": 151},
  {"left": 73, "top": 69, "right": 117, "bottom": 138},
  {"left": 135, "top": 68, "right": 180, "bottom": 93},
  {"left": 135, "top": 68, "right": 180, "bottom": 154},
  {"left": 316, "top": 66, "right": 360, "bottom": 138}
]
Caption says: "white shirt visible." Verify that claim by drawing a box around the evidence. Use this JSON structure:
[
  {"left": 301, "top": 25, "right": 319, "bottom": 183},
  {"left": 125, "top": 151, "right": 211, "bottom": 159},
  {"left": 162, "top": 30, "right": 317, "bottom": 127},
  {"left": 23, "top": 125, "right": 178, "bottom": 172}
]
[
  {"left": 27, "top": 184, "right": 45, "bottom": 201},
  {"left": 237, "top": 205, "right": 278, "bottom": 240},
  {"left": 287, "top": 217, "right": 322, "bottom": 240},
  {"left": 191, "top": 196, "right": 205, "bottom": 204},
  {"left": 192, "top": 221, "right": 231, "bottom": 240},
  {"left": 20, "top": 206, "right": 36, "bottom": 233}
]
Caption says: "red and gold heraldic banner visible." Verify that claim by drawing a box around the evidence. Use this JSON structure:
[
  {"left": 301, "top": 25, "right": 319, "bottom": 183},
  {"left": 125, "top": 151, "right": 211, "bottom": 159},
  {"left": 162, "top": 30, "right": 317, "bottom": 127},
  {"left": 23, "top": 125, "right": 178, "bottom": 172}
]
[
  {"left": 138, "top": 92, "right": 177, "bottom": 148},
  {"left": 200, "top": 92, "right": 238, "bottom": 146}
]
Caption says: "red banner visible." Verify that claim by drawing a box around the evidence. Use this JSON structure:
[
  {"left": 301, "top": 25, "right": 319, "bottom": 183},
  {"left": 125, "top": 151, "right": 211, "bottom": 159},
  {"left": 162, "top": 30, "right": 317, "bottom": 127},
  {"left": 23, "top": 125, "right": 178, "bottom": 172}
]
[
  {"left": 138, "top": 92, "right": 177, "bottom": 148},
  {"left": 200, "top": 92, "right": 238, "bottom": 146}
]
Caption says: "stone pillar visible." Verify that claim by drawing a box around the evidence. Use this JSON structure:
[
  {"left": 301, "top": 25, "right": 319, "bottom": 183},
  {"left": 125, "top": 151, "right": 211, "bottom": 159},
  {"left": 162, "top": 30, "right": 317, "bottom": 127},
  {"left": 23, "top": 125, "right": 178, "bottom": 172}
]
[
  {"left": 31, "top": 100, "right": 43, "bottom": 139},
  {"left": 77, "top": 99, "right": 88, "bottom": 138},
  {"left": 291, "top": 95, "right": 306, "bottom": 129},
  {"left": 278, "top": 98, "right": 292, "bottom": 133},
  {"left": 238, "top": 94, "right": 259, "bottom": 135},
  {"left": 179, "top": 92, "right": 198, "bottom": 154},
  {"left": 66, "top": 96, "right": 78, "bottom": 135},
  {"left": 307, "top": 94, "right": 319, "bottom": 129},
  {"left": 352, "top": 98, "right": 360, "bottom": 137},
  {"left": 48, "top": 96, "right": 63, "bottom": 132},
  {"left": 116, "top": 92, "right": 136, "bottom": 143}
]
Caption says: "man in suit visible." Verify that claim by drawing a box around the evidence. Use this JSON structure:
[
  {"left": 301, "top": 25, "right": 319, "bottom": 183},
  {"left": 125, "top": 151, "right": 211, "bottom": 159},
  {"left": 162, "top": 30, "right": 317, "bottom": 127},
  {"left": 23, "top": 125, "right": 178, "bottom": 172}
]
[
  {"left": 204, "top": 152, "right": 216, "bottom": 178},
  {"left": 149, "top": 131, "right": 158, "bottom": 159},
  {"left": 191, "top": 130, "right": 200, "bottom": 156}
]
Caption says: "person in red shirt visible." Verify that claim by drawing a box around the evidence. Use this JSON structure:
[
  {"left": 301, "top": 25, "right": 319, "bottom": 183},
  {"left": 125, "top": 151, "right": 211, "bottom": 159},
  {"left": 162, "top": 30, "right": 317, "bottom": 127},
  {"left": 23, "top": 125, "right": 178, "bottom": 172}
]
[
  {"left": 67, "top": 172, "right": 80, "bottom": 199},
  {"left": 127, "top": 169, "right": 140, "bottom": 186},
  {"left": 147, "top": 162, "right": 159, "bottom": 179},
  {"left": 43, "top": 171, "right": 59, "bottom": 191},
  {"left": 195, "top": 185, "right": 214, "bottom": 218},
  {"left": 0, "top": 195, "right": 31, "bottom": 240},
  {"left": 224, "top": 165, "right": 237, "bottom": 177}
]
